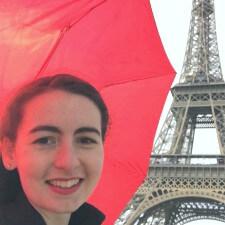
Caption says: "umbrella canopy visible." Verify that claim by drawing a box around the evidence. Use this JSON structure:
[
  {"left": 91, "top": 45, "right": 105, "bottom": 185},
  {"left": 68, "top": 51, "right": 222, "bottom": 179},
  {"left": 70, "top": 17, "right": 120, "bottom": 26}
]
[{"left": 0, "top": 0, "right": 175, "bottom": 224}]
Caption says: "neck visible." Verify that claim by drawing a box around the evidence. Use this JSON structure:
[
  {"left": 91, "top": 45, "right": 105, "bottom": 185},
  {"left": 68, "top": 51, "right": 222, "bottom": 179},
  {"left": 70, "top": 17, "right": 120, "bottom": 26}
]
[{"left": 36, "top": 208, "right": 71, "bottom": 225}]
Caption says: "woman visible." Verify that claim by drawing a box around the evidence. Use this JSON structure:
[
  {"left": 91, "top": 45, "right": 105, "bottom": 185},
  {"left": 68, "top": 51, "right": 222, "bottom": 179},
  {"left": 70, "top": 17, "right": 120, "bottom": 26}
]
[{"left": 0, "top": 74, "right": 109, "bottom": 225}]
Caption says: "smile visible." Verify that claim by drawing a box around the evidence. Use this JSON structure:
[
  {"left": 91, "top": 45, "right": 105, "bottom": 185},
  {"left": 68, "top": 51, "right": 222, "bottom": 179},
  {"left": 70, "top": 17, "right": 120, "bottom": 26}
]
[
  {"left": 47, "top": 178, "right": 80, "bottom": 188},
  {"left": 46, "top": 178, "right": 83, "bottom": 195}
]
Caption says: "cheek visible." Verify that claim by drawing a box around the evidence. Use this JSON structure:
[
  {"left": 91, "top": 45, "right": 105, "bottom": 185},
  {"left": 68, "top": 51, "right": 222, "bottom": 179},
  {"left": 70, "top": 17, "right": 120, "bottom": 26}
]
[
  {"left": 86, "top": 150, "right": 104, "bottom": 177},
  {"left": 14, "top": 145, "right": 48, "bottom": 180},
  {"left": 16, "top": 158, "right": 43, "bottom": 182}
]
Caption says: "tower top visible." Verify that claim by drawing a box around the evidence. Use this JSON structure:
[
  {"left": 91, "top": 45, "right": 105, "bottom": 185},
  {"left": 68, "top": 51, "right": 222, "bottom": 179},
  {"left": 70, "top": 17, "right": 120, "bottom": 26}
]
[{"left": 179, "top": 0, "right": 223, "bottom": 84}]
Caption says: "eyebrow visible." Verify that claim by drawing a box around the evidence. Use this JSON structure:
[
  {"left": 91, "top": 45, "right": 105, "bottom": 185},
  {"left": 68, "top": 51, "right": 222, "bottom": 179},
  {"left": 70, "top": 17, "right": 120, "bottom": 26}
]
[
  {"left": 29, "top": 125, "right": 101, "bottom": 136},
  {"left": 74, "top": 127, "right": 101, "bottom": 136},
  {"left": 29, "top": 125, "right": 61, "bottom": 134}
]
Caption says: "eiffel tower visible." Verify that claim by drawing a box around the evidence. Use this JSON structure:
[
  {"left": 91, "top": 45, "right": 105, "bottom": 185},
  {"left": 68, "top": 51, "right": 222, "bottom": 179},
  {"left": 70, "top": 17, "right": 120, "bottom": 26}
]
[{"left": 115, "top": 0, "right": 225, "bottom": 224}]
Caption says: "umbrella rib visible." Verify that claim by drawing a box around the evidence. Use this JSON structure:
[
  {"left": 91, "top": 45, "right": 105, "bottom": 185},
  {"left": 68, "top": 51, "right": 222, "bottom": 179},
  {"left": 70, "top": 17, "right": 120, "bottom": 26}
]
[
  {"left": 100, "top": 73, "right": 175, "bottom": 90},
  {"left": 34, "top": 27, "right": 68, "bottom": 79}
]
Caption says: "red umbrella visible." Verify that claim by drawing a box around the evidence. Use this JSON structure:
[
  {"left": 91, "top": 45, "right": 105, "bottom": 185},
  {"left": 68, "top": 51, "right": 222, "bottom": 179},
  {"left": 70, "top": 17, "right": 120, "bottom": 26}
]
[{"left": 0, "top": 0, "right": 175, "bottom": 224}]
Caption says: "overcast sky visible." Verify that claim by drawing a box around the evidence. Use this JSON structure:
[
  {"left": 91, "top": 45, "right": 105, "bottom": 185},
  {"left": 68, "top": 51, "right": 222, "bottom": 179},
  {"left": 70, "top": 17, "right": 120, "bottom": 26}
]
[{"left": 150, "top": 1, "right": 225, "bottom": 224}]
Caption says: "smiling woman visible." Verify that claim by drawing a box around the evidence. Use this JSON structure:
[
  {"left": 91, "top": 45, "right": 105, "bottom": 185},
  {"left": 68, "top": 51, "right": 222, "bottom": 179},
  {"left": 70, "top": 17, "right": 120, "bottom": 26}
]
[{"left": 0, "top": 74, "right": 109, "bottom": 225}]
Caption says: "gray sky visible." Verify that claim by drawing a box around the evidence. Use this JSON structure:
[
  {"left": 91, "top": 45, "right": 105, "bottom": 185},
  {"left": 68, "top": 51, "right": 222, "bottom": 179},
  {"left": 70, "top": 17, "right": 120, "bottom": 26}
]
[{"left": 150, "top": 0, "right": 225, "bottom": 224}]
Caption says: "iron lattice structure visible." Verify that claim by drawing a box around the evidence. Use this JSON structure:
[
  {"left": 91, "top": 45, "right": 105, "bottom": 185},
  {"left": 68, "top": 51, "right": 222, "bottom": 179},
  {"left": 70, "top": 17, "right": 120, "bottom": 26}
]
[{"left": 115, "top": 0, "right": 225, "bottom": 224}]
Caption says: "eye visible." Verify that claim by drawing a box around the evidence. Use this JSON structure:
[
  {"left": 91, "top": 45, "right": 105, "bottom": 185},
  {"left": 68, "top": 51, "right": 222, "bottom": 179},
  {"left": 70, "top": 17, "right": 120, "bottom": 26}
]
[
  {"left": 32, "top": 136, "right": 57, "bottom": 146},
  {"left": 76, "top": 136, "right": 98, "bottom": 146}
]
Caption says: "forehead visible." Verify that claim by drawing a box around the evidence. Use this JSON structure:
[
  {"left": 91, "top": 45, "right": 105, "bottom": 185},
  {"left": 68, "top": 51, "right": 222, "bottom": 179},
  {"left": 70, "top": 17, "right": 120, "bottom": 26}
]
[{"left": 18, "top": 90, "right": 101, "bottom": 131}]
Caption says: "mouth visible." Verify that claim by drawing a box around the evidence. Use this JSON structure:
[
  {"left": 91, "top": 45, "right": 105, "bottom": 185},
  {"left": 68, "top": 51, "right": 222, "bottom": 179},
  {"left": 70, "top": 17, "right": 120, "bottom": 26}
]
[
  {"left": 47, "top": 178, "right": 81, "bottom": 188},
  {"left": 46, "top": 178, "right": 83, "bottom": 194}
]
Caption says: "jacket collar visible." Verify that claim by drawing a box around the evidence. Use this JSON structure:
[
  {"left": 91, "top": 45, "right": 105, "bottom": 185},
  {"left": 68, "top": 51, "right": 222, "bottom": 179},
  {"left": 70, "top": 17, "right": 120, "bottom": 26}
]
[{"left": 0, "top": 191, "right": 105, "bottom": 225}]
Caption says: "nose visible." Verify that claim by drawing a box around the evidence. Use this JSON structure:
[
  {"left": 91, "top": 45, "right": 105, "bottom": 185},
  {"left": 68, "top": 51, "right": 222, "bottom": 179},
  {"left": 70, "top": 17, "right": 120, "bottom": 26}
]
[{"left": 53, "top": 142, "right": 80, "bottom": 171}]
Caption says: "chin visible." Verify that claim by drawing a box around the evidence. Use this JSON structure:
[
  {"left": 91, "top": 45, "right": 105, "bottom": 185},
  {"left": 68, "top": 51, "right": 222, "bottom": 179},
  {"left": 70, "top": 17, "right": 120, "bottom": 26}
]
[{"left": 55, "top": 199, "right": 85, "bottom": 213}]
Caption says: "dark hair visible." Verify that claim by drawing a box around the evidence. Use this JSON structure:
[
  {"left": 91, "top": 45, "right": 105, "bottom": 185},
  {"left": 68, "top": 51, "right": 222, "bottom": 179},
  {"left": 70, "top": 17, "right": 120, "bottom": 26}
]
[
  {"left": 0, "top": 74, "right": 109, "bottom": 142},
  {"left": 0, "top": 74, "right": 109, "bottom": 203}
]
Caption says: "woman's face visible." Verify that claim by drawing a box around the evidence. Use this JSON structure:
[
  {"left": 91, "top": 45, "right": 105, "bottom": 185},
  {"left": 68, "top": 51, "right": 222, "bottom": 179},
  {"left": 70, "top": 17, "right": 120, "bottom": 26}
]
[{"left": 9, "top": 90, "right": 104, "bottom": 214}]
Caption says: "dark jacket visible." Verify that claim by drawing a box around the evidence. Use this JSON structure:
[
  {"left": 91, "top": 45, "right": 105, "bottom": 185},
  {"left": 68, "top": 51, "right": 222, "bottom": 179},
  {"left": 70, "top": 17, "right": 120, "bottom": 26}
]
[{"left": 0, "top": 191, "right": 105, "bottom": 225}]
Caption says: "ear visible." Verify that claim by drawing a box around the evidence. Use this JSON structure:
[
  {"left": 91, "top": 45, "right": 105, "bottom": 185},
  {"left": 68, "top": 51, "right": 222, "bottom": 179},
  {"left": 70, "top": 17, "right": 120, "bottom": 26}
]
[{"left": 1, "top": 138, "right": 16, "bottom": 171}]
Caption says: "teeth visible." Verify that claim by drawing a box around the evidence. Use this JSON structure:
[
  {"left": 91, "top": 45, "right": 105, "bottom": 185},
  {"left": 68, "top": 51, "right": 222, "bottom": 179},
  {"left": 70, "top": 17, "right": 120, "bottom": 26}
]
[{"left": 48, "top": 179, "right": 80, "bottom": 188}]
